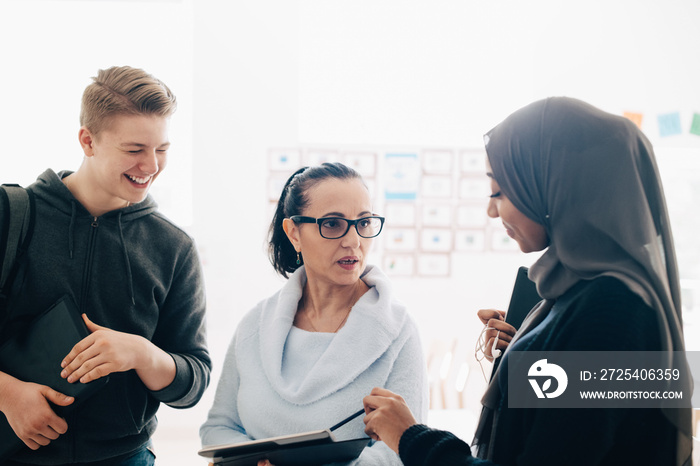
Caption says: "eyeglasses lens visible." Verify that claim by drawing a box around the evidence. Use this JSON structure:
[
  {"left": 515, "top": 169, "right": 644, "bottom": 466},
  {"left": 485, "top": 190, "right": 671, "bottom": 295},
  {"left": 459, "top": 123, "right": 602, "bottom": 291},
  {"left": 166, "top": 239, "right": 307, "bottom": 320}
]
[
  {"left": 320, "top": 218, "right": 348, "bottom": 238},
  {"left": 319, "top": 218, "right": 382, "bottom": 239}
]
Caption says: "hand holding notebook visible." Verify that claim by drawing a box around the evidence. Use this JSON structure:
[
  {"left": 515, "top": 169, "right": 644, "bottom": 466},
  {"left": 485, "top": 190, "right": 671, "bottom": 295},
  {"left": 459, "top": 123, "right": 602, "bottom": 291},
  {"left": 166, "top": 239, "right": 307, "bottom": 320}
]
[
  {"left": 0, "top": 375, "right": 75, "bottom": 449},
  {"left": 0, "top": 296, "right": 109, "bottom": 461}
]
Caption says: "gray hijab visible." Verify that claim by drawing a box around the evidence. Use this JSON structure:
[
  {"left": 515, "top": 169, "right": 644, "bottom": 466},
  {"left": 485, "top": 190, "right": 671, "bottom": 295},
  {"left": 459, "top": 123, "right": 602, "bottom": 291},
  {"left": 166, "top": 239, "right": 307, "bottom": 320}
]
[
  {"left": 485, "top": 96, "right": 683, "bottom": 351},
  {"left": 478, "top": 96, "right": 691, "bottom": 464}
]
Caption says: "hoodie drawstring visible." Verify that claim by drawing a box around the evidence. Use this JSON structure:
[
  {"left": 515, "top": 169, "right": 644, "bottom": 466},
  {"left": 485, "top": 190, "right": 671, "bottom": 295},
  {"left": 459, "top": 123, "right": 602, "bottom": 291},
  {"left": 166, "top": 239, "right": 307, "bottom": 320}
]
[
  {"left": 68, "top": 202, "right": 76, "bottom": 259},
  {"left": 117, "top": 211, "right": 136, "bottom": 306}
]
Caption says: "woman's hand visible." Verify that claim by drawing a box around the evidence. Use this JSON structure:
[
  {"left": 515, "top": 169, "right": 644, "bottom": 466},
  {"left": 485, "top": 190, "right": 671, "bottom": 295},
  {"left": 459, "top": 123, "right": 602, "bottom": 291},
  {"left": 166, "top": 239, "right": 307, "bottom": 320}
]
[
  {"left": 362, "top": 387, "right": 417, "bottom": 453},
  {"left": 477, "top": 309, "right": 516, "bottom": 359}
]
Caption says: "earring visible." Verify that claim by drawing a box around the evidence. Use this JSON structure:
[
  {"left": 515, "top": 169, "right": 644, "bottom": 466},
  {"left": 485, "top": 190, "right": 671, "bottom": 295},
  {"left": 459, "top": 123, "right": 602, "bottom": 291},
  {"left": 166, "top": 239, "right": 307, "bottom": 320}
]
[{"left": 296, "top": 251, "right": 301, "bottom": 265}]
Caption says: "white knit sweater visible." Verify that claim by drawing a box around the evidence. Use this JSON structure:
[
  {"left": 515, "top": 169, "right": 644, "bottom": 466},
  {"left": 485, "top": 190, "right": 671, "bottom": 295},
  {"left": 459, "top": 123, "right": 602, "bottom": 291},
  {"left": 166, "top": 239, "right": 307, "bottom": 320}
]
[{"left": 200, "top": 265, "right": 428, "bottom": 465}]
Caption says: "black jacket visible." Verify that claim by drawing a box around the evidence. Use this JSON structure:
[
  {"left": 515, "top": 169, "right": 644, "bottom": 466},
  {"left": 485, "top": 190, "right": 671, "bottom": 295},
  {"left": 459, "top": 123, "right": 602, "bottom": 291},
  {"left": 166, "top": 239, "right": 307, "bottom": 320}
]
[{"left": 398, "top": 277, "right": 684, "bottom": 466}]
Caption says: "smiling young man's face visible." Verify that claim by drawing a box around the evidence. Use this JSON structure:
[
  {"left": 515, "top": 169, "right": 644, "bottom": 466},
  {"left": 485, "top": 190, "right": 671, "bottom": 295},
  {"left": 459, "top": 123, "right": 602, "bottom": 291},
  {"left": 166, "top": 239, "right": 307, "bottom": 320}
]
[{"left": 78, "top": 113, "right": 170, "bottom": 214}]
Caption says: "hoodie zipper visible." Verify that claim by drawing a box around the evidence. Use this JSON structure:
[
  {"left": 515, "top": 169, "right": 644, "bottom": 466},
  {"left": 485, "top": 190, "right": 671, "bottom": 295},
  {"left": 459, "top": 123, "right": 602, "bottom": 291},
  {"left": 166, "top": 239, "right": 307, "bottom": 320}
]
[
  {"left": 79, "top": 216, "right": 99, "bottom": 312},
  {"left": 71, "top": 215, "right": 99, "bottom": 461}
]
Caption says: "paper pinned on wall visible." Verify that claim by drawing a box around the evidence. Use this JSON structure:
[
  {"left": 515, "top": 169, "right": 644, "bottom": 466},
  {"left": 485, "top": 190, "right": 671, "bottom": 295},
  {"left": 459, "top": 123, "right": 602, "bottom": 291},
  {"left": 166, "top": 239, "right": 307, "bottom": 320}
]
[
  {"left": 460, "top": 150, "right": 486, "bottom": 174},
  {"left": 268, "top": 174, "right": 291, "bottom": 201},
  {"left": 454, "top": 230, "right": 486, "bottom": 252},
  {"left": 456, "top": 204, "right": 487, "bottom": 228},
  {"left": 420, "top": 229, "right": 453, "bottom": 252},
  {"left": 385, "top": 203, "right": 417, "bottom": 226},
  {"left": 343, "top": 152, "right": 377, "bottom": 177},
  {"left": 690, "top": 113, "right": 700, "bottom": 137},
  {"left": 417, "top": 254, "right": 450, "bottom": 277},
  {"left": 657, "top": 112, "right": 683, "bottom": 137},
  {"left": 422, "top": 204, "right": 452, "bottom": 227},
  {"left": 269, "top": 149, "right": 301, "bottom": 171},
  {"left": 385, "top": 153, "right": 420, "bottom": 200},
  {"left": 421, "top": 176, "right": 452, "bottom": 198},
  {"left": 459, "top": 177, "right": 490, "bottom": 200},
  {"left": 384, "top": 254, "right": 415, "bottom": 276},
  {"left": 305, "top": 149, "right": 339, "bottom": 166},
  {"left": 623, "top": 111, "right": 643, "bottom": 129},
  {"left": 422, "top": 150, "right": 454, "bottom": 174},
  {"left": 384, "top": 228, "right": 418, "bottom": 252}
]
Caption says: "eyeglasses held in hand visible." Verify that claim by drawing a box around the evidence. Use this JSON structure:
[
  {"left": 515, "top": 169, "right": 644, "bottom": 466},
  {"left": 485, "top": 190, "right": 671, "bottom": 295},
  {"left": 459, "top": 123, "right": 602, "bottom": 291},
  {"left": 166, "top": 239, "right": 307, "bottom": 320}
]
[{"left": 290, "top": 216, "right": 385, "bottom": 239}]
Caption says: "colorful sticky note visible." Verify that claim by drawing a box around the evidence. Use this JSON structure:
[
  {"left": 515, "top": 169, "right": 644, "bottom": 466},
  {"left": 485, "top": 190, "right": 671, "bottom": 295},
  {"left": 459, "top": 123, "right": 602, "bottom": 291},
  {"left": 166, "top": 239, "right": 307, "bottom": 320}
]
[
  {"left": 657, "top": 112, "right": 683, "bottom": 137},
  {"left": 623, "top": 111, "right": 643, "bottom": 129},
  {"left": 690, "top": 113, "right": 700, "bottom": 137}
]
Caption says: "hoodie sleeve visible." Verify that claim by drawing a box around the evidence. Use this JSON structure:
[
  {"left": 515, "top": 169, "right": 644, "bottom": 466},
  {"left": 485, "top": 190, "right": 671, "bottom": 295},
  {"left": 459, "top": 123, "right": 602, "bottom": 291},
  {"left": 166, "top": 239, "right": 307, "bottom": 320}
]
[{"left": 148, "top": 241, "right": 211, "bottom": 408}]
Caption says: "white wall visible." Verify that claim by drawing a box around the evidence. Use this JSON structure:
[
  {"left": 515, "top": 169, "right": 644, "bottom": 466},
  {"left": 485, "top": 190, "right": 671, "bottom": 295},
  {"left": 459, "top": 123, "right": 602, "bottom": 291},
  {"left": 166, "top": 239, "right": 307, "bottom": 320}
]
[
  {"left": 297, "top": 0, "right": 700, "bottom": 146},
  {"left": 188, "top": 0, "right": 700, "bottom": 374}
]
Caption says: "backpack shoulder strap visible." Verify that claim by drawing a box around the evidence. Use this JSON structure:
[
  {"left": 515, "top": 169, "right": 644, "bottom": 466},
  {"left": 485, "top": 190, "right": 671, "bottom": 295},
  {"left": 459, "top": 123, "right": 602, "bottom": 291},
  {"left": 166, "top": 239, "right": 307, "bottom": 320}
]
[{"left": 0, "top": 184, "right": 35, "bottom": 295}]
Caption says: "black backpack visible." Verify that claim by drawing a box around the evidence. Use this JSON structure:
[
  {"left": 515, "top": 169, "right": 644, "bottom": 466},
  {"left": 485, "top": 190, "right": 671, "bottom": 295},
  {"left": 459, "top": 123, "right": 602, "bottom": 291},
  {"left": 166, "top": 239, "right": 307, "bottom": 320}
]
[{"left": 0, "top": 185, "right": 35, "bottom": 338}]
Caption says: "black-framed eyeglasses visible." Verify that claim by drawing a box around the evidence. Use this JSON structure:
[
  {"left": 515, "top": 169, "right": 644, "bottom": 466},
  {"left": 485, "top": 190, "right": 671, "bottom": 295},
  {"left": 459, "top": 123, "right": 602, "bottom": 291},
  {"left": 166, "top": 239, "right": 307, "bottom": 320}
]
[{"left": 290, "top": 215, "right": 385, "bottom": 239}]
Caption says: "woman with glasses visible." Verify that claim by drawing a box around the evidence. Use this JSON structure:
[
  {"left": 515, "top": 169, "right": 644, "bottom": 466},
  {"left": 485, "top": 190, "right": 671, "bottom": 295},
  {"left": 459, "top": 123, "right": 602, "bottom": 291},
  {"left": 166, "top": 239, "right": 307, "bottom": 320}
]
[{"left": 200, "top": 162, "right": 428, "bottom": 465}]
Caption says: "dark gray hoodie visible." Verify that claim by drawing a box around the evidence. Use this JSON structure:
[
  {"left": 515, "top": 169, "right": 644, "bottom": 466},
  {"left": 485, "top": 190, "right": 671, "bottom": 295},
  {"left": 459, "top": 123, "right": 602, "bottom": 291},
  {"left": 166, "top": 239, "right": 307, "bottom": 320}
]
[{"left": 3, "top": 169, "right": 210, "bottom": 464}]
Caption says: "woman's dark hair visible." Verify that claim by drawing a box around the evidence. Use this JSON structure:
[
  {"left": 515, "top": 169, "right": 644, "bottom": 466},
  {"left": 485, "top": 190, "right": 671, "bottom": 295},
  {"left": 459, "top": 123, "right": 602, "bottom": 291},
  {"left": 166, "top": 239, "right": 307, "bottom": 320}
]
[{"left": 268, "top": 162, "right": 364, "bottom": 278}]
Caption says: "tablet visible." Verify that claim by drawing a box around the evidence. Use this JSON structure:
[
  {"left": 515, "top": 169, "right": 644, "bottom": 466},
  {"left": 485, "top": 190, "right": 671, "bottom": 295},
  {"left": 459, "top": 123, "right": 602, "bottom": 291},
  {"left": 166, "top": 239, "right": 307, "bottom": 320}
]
[{"left": 198, "top": 429, "right": 370, "bottom": 466}]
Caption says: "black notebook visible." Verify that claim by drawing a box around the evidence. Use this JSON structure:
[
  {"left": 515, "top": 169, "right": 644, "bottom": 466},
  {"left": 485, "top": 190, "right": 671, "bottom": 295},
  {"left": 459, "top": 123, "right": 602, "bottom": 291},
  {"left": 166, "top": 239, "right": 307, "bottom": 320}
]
[
  {"left": 0, "top": 295, "right": 109, "bottom": 461},
  {"left": 199, "top": 430, "right": 370, "bottom": 466},
  {"left": 504, "top": 266, "right": 541, "bottom": 330},
  {"left": 491, "top": 266, "right": 542, "bottom": 377}
]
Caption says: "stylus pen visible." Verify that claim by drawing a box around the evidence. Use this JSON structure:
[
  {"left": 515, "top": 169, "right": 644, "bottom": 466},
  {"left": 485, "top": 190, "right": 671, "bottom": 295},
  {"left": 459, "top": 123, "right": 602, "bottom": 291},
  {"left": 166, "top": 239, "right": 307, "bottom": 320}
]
[{"left": 329, "top": 408, "right": 365, "bottom": 432}]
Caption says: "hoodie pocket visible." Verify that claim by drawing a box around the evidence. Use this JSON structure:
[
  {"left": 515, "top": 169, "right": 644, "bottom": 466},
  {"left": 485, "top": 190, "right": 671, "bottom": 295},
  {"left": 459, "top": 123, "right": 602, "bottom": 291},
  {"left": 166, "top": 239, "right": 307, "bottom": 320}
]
[{"left": 83, "top": 371, "right": 155, "bottom": 438}]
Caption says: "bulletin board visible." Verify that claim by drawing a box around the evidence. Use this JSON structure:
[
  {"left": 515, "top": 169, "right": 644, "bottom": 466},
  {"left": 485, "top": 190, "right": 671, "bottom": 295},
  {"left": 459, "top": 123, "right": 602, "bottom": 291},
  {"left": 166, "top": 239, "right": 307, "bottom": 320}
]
[
  {"left": 267, "top": 146, "right": 520, "bottom": 278},
  {"left": 267, "top": 108, "right": 700, "bottom": 279}
]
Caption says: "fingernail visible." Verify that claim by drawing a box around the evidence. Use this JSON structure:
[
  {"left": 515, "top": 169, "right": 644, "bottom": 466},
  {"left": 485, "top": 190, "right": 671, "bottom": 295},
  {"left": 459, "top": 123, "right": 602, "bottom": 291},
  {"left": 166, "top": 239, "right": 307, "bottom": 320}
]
[
  {"left": 61, "top": 370, "right": 67, "bottom": 378},
  {"left": 61, "top": 361, "right": 67, "bottom": 368}
]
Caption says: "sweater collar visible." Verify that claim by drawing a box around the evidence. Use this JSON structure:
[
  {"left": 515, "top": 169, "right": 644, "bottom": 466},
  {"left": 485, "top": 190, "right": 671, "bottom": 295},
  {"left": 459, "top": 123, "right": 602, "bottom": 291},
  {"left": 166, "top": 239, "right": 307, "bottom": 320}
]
[{"left": 259, "top": 264, "right": 407, "bottom": 404}]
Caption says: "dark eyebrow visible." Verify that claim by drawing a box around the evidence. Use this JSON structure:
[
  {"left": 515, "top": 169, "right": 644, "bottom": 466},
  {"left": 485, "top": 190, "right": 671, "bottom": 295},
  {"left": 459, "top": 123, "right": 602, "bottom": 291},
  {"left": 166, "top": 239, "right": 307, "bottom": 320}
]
[
  {"left": 486, "top": 172, "right": 495, "bottom": 179},
  {"left": 320, "top": 211, "right": 372, "bottom": 218}
]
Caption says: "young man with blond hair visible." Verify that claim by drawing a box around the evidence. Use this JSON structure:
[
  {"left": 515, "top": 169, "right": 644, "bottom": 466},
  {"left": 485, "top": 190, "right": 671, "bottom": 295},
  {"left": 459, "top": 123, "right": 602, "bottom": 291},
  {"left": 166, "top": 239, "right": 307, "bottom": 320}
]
[{"left": 0, "top": 66, "right": 210, "bottom": 465}]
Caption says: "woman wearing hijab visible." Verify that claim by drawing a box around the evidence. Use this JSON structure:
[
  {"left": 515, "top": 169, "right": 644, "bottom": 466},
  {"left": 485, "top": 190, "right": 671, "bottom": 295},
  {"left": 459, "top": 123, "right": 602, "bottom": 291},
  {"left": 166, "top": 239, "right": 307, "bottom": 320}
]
[{"left": 362, "top": 97, "right": 693, "bottom": 465}]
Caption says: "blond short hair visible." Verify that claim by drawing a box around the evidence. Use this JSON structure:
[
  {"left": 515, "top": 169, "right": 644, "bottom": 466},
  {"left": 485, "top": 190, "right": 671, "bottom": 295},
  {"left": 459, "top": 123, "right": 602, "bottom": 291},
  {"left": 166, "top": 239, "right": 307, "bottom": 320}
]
[{"left": 80, "top": 66, "right": 177, "bottom": 136}]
